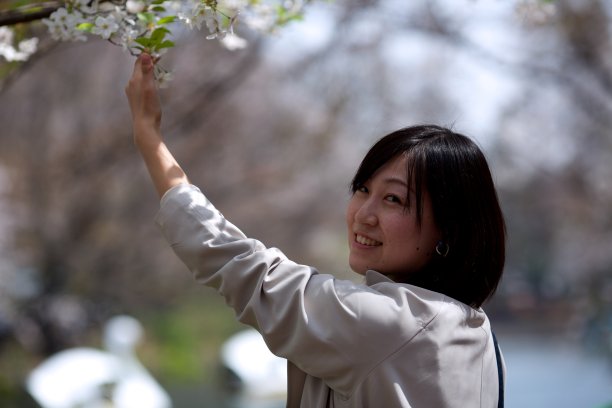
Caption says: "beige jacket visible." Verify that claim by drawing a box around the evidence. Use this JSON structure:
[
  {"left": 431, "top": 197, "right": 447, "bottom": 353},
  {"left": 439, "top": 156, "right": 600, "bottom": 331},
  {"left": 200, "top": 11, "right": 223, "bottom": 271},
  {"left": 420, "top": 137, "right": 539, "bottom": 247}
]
[{"left": 155, "top": 184, "right": 504, "bottom": 407}]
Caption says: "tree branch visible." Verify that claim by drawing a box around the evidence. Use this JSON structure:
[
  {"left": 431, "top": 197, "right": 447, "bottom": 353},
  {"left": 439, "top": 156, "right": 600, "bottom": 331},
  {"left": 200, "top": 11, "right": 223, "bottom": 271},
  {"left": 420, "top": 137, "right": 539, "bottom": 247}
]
[{"left": 0, "top": 2, "right": 62, "bottom": 27}]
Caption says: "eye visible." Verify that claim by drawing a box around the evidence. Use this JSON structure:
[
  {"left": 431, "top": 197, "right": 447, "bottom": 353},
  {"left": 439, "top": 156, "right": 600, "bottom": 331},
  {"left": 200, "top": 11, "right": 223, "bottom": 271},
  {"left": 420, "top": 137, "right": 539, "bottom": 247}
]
[
  {"left": 355, "top": 184, "right": 369, "bottom": 194},
  {"left": 384, "top": 194, "right": 402, "bottom": 204}
]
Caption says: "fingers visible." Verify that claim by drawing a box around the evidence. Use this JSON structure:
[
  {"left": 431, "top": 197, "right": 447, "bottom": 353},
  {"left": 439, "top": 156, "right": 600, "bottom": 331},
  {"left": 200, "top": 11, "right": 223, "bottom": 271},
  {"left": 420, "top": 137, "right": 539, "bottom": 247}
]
[
  {"left": 132, "top": 53, "right": 143, "bottom": 78},
  {"left": 125, "top": 53, "right": 162, "bottom": 130},
  {"left": 140, "top": 54, "right": 156, "bottom": 93},
  {"left": 128, "top": 53, "right": 154, "bottom": 87},
  {"left": 126, "top": 56, "right": 141, "bottom": 97},
  {"left": 126, "top": 54, "right": 153, "bottom": 98},
  {"left": 140, "top": 53, "right": 153, "bottom": 73}
]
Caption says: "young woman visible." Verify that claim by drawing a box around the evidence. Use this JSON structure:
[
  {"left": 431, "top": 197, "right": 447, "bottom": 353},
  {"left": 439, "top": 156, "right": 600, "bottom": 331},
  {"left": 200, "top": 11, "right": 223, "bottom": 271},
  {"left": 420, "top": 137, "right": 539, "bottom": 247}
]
[{"left": 126, "top": 54, "right": 506, "bottom": 407}]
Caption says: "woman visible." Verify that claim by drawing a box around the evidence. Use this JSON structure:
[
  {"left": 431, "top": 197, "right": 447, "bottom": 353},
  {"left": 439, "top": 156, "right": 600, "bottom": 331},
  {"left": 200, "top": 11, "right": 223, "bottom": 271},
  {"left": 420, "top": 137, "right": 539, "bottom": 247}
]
[{"left": 126, "top": 54, "right": 506, "bottom": 407}]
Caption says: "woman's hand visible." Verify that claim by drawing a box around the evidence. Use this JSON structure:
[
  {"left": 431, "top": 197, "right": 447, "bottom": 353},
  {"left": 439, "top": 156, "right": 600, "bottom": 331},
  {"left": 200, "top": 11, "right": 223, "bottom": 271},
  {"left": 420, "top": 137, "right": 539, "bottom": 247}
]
[
  {"left": 125, "top": 53, "right": 162, "bottom": 149},
  {"left": 125, "top": 54, "right": 189, "bottom": 198}
]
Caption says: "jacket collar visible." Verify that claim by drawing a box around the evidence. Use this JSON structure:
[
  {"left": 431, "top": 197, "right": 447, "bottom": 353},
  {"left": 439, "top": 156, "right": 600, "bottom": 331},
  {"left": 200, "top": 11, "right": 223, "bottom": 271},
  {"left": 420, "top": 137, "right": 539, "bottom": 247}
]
[
  {"left": 365, "top": 269, "right": 394, "bottom": 286},
  {"left": 364, "top": 269, "right": 486, "bottom": 325}
]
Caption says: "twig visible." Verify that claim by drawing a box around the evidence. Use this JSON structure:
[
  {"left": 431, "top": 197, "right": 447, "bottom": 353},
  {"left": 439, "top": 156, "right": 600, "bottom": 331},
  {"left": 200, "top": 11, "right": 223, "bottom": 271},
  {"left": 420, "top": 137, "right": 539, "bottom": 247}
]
[{"left": 0, "top": 2, "right": 62, "bottom": 27}]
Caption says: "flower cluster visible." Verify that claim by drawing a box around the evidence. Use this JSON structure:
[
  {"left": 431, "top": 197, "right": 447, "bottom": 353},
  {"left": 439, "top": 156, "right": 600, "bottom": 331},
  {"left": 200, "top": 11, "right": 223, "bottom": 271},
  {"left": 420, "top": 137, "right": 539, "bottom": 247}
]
[
  {"left": 0, "top": 0, "right": 309, "bottom": 84},
  {"left": 0, "top": 26, "right": 39, "bottom": 62}
]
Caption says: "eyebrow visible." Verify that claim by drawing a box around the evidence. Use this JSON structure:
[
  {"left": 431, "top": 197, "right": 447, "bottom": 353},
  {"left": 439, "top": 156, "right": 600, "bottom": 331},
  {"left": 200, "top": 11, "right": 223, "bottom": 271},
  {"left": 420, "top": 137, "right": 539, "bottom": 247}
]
[
  {"left": 382, "top": 177, "right": 409, "bottom": 188},
  {"left": 381, "top": 176, "right": 420, "bottom": 196}
]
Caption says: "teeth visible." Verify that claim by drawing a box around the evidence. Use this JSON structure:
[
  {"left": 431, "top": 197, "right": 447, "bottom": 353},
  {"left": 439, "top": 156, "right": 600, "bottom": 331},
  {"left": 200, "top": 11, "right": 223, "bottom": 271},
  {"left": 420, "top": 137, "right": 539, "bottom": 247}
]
[{"left": 356, "top": 234, "right": 381, "bottom": 246}]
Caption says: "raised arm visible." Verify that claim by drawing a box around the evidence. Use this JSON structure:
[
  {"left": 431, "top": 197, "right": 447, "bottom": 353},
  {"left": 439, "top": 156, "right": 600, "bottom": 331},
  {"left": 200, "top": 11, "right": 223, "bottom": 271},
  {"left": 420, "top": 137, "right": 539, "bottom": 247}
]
[{"left": 125, "top": 54, "right": 189, "bottom": 198}]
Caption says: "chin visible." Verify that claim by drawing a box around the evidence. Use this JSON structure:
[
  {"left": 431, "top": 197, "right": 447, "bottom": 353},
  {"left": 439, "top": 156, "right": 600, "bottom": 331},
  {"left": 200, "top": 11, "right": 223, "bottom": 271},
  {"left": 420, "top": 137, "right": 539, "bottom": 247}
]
[
  {"left": 351, "top": 268, "right": 367, "bottom": 276},
  {"left": 348, "top": 262, "right": 367, "bottom": 276}
]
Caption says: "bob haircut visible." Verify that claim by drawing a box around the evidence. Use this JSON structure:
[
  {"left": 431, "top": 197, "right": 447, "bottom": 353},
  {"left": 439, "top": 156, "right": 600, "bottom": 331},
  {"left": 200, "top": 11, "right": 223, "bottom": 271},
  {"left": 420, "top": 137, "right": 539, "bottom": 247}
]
[{"left": 350, "top": 125, "right": 506, "bottom": 308}]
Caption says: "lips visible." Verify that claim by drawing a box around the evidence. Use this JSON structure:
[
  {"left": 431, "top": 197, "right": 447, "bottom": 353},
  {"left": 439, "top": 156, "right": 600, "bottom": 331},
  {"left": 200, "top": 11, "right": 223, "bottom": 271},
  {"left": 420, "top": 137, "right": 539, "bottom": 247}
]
[{"left": 355, "top": 234, "right": 382, "bottom": 246}]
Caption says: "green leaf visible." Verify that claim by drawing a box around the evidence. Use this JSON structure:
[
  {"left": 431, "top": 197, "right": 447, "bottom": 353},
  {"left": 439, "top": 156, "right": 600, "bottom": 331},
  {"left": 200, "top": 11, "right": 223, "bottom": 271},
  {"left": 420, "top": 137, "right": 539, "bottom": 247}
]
[
  {"left": 137, "top": 12, "right": 155, "bottom": 23},
  {"left": 157, "top": 16, "right": 176, "bottom": 25},
  {"left": 150, "top": 27, "right": 170, "bottom": 43},
  {"left": 156, "top": 40, "right": 175, "bottom": 50},
  {"left": 135, "top": 37, "right": 151, "bottom": 47},
  {"left": 76, "top": 22, "right": 94, "bottom": 32},
  {"left": 152, "top": 6, "right": 166, "bottom": 12}
]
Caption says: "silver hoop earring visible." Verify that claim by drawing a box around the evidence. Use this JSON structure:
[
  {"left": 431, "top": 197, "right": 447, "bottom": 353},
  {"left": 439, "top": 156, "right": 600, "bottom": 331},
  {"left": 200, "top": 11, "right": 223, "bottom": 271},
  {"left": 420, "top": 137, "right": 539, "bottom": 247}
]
[{"left": 435, "top": 241, "right": 449, "bottom": 258}]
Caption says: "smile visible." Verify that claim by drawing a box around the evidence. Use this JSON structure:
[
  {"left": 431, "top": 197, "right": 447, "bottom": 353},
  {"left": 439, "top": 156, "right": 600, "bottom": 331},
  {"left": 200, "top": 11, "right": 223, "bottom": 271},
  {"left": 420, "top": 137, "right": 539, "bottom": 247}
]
[{"left": 355, "top": 234, "right": 382, "bottom": 247}]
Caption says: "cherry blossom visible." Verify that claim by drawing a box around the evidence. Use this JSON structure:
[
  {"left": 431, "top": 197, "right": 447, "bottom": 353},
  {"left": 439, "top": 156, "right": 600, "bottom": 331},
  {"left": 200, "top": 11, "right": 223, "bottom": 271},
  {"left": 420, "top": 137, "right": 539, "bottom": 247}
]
[
  {"left": 2, "top": 0, "right": 312, "bottom": 84},
  {"left": 0, "top": 27, "right": 39, "bottom": 62},
  {"left": 92, "top": 15, "right": 120, "bottom": 40}
]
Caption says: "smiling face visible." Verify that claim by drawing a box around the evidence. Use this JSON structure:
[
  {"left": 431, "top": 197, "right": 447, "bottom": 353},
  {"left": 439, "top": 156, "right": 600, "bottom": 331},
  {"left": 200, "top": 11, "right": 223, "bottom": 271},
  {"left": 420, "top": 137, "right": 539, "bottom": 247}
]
[{"left": 346, "top": 154, "right": 441, "bottom": 277}]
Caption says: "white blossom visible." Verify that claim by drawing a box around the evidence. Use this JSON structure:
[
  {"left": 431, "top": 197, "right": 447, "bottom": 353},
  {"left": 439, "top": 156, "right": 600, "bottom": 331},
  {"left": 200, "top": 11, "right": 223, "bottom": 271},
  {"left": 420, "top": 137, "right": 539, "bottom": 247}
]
[
  {"left": 92, "top": 15, "right": 120, "bottom": 40},
  {"left": 153, "top": 64, "right": 173, "bottom": 88},
  {"left": 0, "top": 26, "right": 13, "bottom": 45},
  {"left": 0, "top": 27, "right": 39, "bottom": 62},
  {"left": 243, "top": 4, "right": 277, "bottom": 32},
  {"left": 42, "top": 8, "right": 87, "bottom": 41},
  {"left": 220, "top": 33, "right": 248, "bottom": 50},
  {"left": 0, "top": 27, "right": 17, "bottom": 61},
  {"left": 119, "top": 26, "right": 141, "bottom": 51},
  {"left": 126, "top": 1, "right": 147, "bottom": 14},
  {"left": 98, "top": 2, "right": 117, "bottom": 12},
  {"left": 17, "top": 37, "right": 39, "bottom": 56},
  {"left": 205, "top": 13, "right": 219, "bottom": 34},
  {"left": 178, "top": 3, "right": 210, "bottom": 30},
  {"left": 24, "top": 0, "right": 312, "bottom": 84}
]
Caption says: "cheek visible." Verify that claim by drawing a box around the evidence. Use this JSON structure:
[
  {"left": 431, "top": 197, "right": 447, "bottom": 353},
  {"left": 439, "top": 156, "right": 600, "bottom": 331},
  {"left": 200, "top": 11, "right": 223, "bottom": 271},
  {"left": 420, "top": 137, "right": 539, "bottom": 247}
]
[
  {"left": 387, "top": 215, "right": 419, "bottom": 241},
  {"left": 345, "top": 207, "right": 351, "bottom": 228},
  {"left": 386, "top": 217, "right": 433, "bottom": 258},
  {"left": 421, "top": 215, "right": 442, "bottom": 247},
  {"left": 345, "top": 199, "right": 357, "bottom": 226}
]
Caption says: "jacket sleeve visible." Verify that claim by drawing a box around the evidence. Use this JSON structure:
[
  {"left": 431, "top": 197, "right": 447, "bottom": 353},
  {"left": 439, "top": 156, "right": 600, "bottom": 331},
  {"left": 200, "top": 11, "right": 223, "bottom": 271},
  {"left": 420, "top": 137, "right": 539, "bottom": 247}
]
[{"left": 155, "top": 184, "right": 441, "bottom": 396}]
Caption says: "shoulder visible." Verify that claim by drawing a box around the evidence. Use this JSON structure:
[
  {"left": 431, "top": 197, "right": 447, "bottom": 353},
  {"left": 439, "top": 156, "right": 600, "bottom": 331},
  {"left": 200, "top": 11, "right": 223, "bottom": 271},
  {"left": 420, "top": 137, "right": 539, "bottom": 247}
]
[
  {"left": 364, "top": 270, "right": 488, "bottom": 331},
  {"left": 365, "top": 270, "right": 447, "bottom": 317},
  {"left": 299, "top": 270, "right": 450, "bottom": 347}
]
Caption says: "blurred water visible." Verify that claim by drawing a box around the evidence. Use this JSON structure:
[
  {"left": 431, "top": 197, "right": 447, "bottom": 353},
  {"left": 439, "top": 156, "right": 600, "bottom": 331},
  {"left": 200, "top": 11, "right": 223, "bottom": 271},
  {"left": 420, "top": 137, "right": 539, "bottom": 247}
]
[
  {"left": 166, "top": 332, "right": 612, "bottom": 408},
  {"left": 501, "top": 333, "right": 612, "bottom": 408}
]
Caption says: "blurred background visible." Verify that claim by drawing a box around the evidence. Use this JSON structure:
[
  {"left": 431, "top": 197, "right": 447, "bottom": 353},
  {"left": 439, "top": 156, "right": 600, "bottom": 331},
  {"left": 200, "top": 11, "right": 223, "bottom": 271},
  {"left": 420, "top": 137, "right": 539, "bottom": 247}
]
[{"left": 0, "top": 0, "right": 611, "bottom": 407}]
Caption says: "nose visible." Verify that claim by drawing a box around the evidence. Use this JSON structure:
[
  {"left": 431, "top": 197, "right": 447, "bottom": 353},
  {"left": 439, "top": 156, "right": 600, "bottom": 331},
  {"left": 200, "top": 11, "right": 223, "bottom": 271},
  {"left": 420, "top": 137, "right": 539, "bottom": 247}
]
[{"left": 354, "top": 198, "right": 378, "bottom": 226}]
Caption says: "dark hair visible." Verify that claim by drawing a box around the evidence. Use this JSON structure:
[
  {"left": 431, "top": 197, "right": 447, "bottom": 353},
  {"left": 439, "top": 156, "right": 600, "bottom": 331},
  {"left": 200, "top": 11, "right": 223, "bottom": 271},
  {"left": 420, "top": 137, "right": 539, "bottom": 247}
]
[{"left": 350, "top": 125, "right": 506, "bottom": 308}]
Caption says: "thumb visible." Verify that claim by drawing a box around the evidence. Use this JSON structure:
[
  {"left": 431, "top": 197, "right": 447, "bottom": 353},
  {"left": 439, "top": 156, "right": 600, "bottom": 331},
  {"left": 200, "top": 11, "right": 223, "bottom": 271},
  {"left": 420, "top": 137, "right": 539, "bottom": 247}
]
[{"left": 140, "top": 53, "right": 153, "bottom": 74}]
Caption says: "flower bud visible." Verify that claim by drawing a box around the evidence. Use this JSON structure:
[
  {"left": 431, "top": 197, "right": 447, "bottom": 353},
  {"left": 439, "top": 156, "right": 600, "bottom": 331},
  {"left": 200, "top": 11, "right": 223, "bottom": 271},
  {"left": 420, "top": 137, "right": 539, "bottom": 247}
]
[{"left": 126, "top": 1, "right": 146, "bottom": 14}]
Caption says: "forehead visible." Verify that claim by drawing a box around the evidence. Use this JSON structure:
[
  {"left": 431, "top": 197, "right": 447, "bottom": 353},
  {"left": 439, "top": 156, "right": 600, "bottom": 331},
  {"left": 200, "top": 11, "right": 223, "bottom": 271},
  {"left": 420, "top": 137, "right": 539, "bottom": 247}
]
[
  {"left": 372, "top": 154, "right": 410, "bottom": 185},
  {"left": 372, "top": 154, "right": 428, "bottom": 208}
]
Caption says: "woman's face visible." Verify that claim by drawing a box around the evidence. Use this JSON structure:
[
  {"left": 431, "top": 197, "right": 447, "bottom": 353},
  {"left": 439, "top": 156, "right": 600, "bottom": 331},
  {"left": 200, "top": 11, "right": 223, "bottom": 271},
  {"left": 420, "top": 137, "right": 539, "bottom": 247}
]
[{"left": 346, "top": 154, "right": 441, "bottom": 277}]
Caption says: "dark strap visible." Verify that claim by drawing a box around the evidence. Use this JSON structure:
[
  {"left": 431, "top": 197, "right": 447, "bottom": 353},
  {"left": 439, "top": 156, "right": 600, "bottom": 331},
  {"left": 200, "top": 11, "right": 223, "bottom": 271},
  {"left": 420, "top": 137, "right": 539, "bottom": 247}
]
[{"left": 492, "top": 331, "right": 504, "bottom": 408}]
